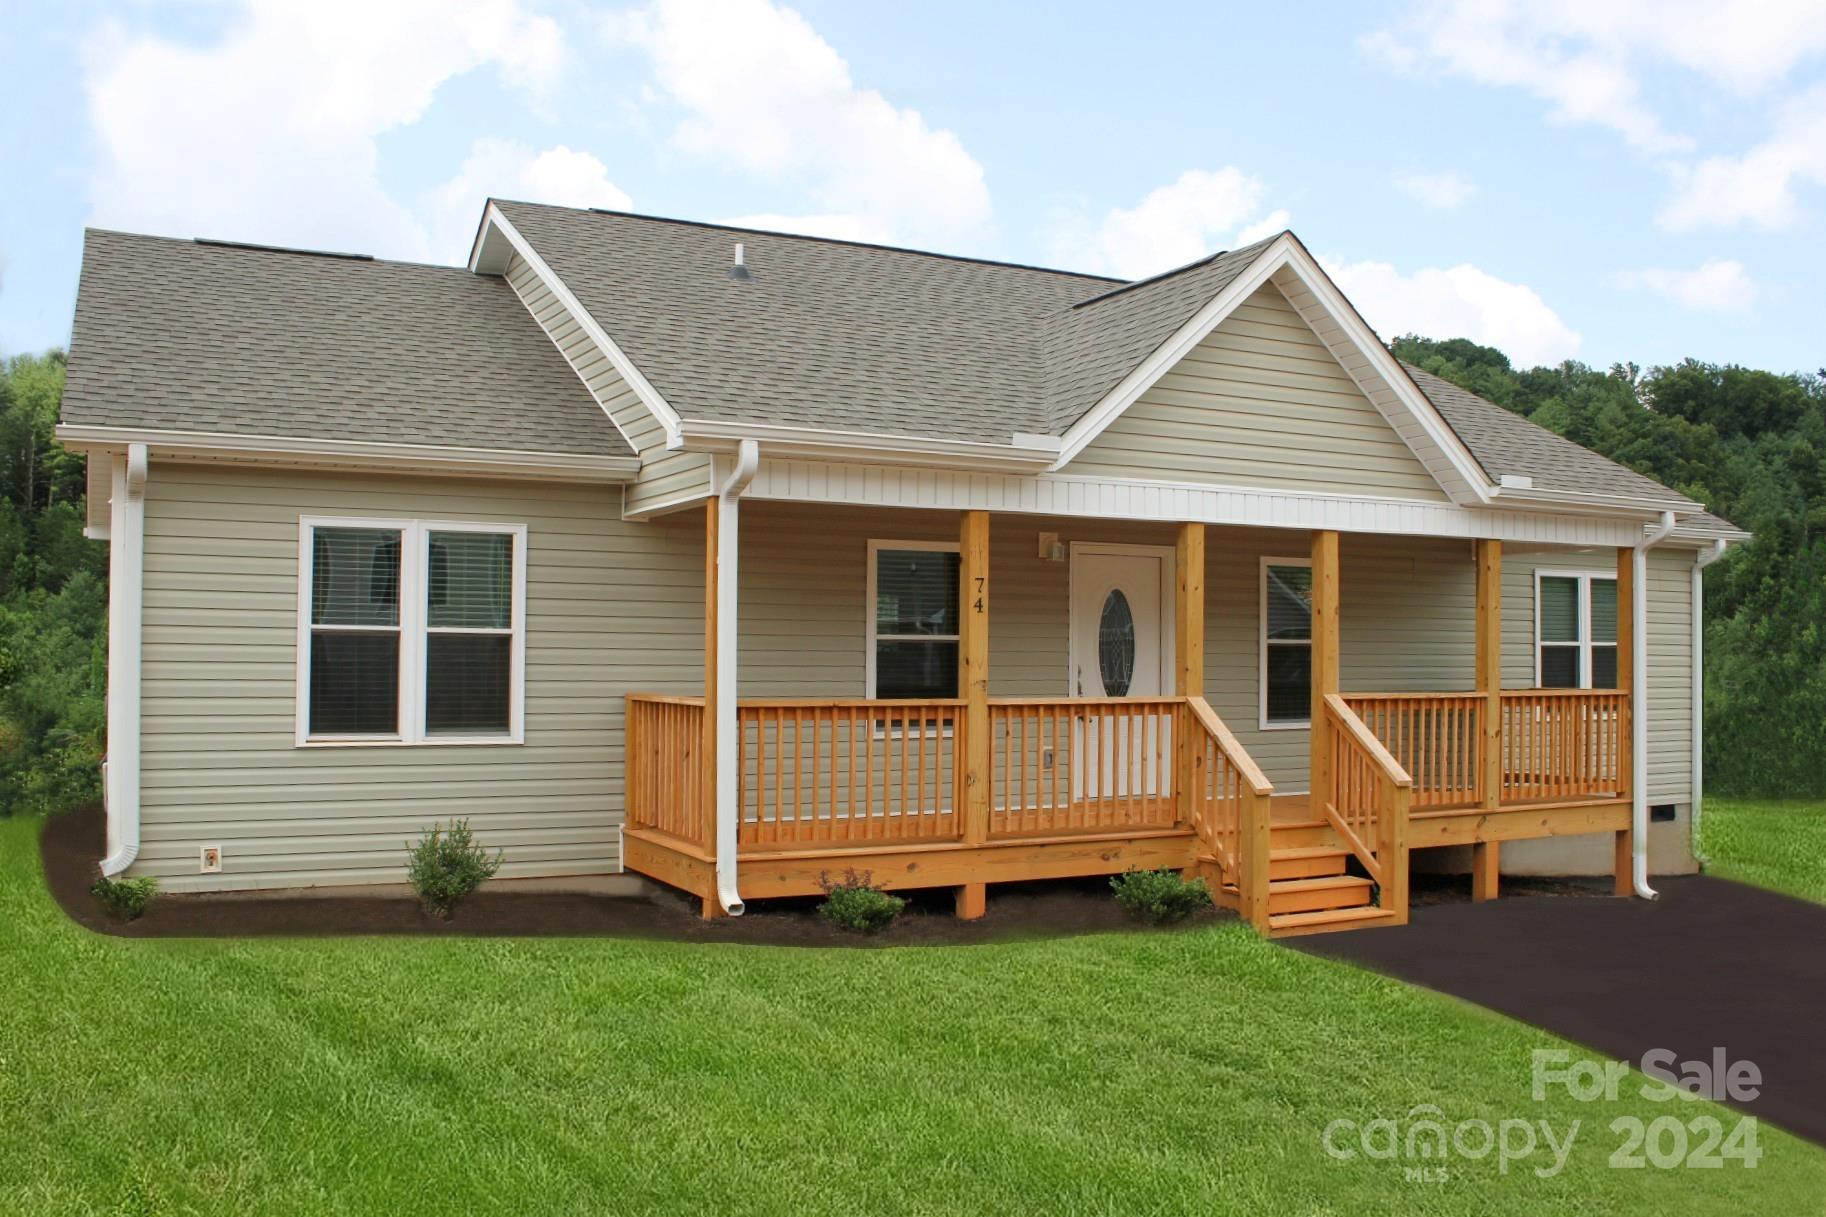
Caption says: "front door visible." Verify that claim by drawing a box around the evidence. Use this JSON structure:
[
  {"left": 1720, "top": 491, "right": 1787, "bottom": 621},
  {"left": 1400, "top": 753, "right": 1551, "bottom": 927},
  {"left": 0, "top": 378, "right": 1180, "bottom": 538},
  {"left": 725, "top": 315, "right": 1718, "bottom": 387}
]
[{"left": 1069, "top": 546, "right": 1173, "bottom": 799}]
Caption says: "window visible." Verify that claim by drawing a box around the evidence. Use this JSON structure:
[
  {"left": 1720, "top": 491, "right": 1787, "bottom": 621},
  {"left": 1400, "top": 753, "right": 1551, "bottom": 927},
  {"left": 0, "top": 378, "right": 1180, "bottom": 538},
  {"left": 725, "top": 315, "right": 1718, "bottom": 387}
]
[
  {"left": 1536, "top": 572, "right": 1619, "bottom": 689},
  {"left": 1260, "top": 558, "right": 1313, "bottom": 729},
  {"left": 298, "top": 518, "right": 526, "bottom": 744},
  {"left": 867, "top": 541, "right": 960, "bottom": 699}
]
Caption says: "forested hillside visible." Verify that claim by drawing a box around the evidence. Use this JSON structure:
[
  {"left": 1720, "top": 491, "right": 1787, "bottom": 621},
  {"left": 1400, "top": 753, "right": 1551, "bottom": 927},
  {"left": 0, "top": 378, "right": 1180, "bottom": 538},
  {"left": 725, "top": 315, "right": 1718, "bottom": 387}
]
[
  {"left": 0, "top": 351, "right": 106, "bottom": 815},
  {"left": 0, "top": 337, "right": 1817, "bottom": 817},
  {"left": 1395, "top": 337, "right": 1826, "bottom": 796}
]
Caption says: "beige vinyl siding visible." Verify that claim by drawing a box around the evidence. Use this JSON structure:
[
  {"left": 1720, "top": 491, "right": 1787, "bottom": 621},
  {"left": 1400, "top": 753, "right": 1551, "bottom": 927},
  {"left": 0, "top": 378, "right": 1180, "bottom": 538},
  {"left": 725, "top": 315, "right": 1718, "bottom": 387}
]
[
  {"left": 1066, "top": 283, "right": 1449, "bottom": 501},
  {"left": 505, "top": 254, "right": 663, "bottom": 454},
  {"left": 626, "top": 449, "right": 714, "bottom": 518},
  {"left": 1500, "top": 546, "right": 1694, "bottom": 804},
  {"left": 134, "top": 463, "right": 703, "bottom": 892}
]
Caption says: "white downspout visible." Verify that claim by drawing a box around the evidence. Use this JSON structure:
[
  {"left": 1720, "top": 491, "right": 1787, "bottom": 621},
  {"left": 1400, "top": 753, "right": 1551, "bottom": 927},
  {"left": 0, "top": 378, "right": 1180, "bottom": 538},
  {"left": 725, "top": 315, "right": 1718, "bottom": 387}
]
[
  {"left": 1630, "top": 510, "right": 1678, "bottom": 898},
  {"left": 1691, "top": 539, "right": 1729, "bottom": 857},
  {"left": 713, "top": 439, "right": 759, "bottom": 914},
  {"left": 100, "top": 443, "right": 148, "bottom": 876}
]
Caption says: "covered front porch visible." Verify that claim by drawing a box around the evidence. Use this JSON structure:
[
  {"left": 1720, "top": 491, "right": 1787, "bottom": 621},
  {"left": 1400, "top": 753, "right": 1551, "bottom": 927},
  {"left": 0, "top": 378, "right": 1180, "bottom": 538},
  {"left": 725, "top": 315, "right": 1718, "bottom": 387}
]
[{"left": 622, "top": 500, "right": 1641, "bottom": 936}]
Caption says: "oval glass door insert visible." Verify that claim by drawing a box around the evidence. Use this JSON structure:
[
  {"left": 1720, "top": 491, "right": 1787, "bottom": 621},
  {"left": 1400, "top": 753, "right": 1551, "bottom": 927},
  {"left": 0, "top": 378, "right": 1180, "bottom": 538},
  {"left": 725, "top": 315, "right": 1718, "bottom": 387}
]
[{"left": 1098, "top": 589, "right": 1136, "bottom": 697}]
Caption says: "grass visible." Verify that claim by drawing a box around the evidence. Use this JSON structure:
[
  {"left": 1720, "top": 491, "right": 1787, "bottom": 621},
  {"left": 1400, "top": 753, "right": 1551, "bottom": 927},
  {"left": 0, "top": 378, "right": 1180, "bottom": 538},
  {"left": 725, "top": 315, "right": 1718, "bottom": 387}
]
[
  {"left": 1699, "top": 797, "right": 1826, "bottom": 904},
  {"left": 3, "top": 815, "right": 1823, "bottom": 1215}
]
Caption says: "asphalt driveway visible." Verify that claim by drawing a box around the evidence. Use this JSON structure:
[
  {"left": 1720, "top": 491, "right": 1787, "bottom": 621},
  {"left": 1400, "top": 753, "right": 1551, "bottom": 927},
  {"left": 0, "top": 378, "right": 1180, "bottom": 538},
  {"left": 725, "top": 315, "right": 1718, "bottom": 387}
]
[{"left": 1295, "top": 874, "right": 1826, "bottom": 1147}]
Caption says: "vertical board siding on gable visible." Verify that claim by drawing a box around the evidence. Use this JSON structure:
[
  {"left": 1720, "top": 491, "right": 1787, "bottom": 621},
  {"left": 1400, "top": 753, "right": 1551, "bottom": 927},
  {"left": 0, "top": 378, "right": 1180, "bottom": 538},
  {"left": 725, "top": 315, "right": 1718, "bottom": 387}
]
[
  {"left": 1065, "top": 283, "right": 1450, "bottom": 500},
  {"left": 135, "top": 463, "right": 703, "bottom": 892},
  {"left": 504, "top": 254, "right": 662, "bottom": 453}
]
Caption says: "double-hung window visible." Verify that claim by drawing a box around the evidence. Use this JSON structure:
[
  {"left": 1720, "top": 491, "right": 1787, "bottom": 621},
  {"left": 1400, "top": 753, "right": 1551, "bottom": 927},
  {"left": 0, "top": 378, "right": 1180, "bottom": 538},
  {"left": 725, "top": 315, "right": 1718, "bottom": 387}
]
[
  {"left": 867, "top": 540, "right": 960, "bottom": 699},
  {"left": 1260, "top": 558, "right": 1313, "bottom": 729},
  {"left": 299, "top": 518, "right": 526, "bottom": 744},
  {"left": 1536, "top": 572, "right": 1618, "bottom": 689}
]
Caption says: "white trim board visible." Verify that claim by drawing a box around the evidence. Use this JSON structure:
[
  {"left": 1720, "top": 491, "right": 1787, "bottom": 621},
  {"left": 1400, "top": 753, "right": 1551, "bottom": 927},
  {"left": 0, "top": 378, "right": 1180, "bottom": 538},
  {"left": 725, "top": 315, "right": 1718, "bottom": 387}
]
[
  {"left": 744, "top": 458, "right": 1655, "bottom": 548},
  {"left": 1050, "top": 234, "right": 1492, "bottom": 507},
  {"left": 54, "top": 425, "right": 637, "bottom": 483},
  {"left": 471, "top": 203, "right": 684, "bottom": 449}
]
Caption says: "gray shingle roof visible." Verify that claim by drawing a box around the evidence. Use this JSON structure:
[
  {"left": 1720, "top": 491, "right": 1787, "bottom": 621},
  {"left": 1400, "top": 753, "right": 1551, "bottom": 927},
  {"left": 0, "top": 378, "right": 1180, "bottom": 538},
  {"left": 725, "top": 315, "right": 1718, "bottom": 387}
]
[
  {"left": 62, "top": 230, "right": 631, "bottom": 457},
  {"left": 1401, "top": 364, "right": 1701, "bottom": 511},
  {"left": 497, "top": 201, "right": 1126, "bottom": 445}
]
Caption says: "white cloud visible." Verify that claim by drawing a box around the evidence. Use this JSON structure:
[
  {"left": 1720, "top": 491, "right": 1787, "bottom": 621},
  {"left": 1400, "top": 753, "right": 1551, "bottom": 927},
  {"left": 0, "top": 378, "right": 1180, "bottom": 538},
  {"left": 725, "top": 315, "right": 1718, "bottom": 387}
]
[
  {"left": 83, "top": 0, "right": 567, "bottom": 261},
  {"left": 1050, "top": 169, "right": 1287, "bottom": 279},
  {"left": 608, "top": 0, "right": 990, "bottom": 247},
  {"left": 1324, "top": 257, "right": 1583, "bottom": 367},
  {"left": 1364, "top": 2, "right": 1826, "bottom": 153},
  {"left": 1614, "top": 259, "right": 1757, "bottom": 312},
  {"left": 428, "top": 139, "right": 633, "bottom": 259},
  {"left": 1393, "top": 170, "right": 1477, "bottom": 209},
  {"left": 1658, "top": 85, "right": 1826, "bottom": 230}
]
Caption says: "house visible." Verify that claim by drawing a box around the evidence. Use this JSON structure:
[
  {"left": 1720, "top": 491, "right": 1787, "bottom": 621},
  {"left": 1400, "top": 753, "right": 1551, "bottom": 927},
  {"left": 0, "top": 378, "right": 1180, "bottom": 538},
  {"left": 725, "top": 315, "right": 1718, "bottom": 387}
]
[{"left": 55, "top": 200, "right": 1747, "bottom": 936}]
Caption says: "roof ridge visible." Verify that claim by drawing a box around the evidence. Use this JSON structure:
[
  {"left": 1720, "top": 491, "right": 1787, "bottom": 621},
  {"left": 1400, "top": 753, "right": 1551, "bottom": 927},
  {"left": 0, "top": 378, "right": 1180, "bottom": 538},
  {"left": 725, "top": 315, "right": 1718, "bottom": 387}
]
[
  {"left": 1067, "top": 232, "right": 1286, "bottom": 310},
  {"left": 492, "top": 199, "right": 1125, "bottom": 285},
  {"left": 83, "top": 228, "right": 474, "bottom": 275}
]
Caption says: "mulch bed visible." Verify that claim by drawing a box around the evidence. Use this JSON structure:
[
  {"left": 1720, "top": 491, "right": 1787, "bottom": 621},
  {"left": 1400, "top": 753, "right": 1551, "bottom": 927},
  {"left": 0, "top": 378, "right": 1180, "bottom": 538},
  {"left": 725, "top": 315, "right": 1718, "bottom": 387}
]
[{"left": 40, "top": 805, "right": 1226, "bottom": 947}]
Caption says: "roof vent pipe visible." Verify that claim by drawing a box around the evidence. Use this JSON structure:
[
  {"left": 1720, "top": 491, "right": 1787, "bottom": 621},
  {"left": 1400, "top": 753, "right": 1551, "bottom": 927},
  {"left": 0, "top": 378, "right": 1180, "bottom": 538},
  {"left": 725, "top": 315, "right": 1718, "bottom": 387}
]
[{"left": 727, "top": 242, "right": 752, "bottom": 281}]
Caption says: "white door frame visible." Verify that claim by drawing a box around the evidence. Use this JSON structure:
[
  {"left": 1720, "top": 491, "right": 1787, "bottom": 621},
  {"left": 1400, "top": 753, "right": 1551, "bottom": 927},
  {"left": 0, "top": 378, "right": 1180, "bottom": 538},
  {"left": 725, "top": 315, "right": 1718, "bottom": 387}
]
[{"left": 1066, "top": 542, "right": 1176, "bottom": 696}]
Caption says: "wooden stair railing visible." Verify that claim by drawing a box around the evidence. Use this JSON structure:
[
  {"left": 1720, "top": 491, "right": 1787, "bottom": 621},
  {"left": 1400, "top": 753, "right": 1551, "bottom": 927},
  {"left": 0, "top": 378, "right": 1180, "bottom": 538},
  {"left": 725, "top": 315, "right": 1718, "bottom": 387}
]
[
  {"left": 1321, "top": 693, "right": 1413, "bottom": 925},
  {"left": 1182, "top": 697, "right": 1275, "bottom": 930}
]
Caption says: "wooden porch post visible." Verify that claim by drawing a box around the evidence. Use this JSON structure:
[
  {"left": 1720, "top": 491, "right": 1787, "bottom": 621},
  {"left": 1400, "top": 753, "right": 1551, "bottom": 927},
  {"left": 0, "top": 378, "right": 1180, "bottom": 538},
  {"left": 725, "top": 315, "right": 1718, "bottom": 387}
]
[
  {"left": 1472, "top": 538, "right": 1502, "bottom": 901},
  {"left": 700, "top": 499, "right": 723, "bottom": 919},
  {"left": 957, "top": 510, "right": 990, "bottom": 919},
  {"left": 1174, "top": 523, "right": 1205, "bottom": 832},
  {"left": 1175, "top": 523, "right": 1205, "bottom": 698},
  {"left": 1308, "top": 530, "right": 1340, "bottom": 812},
  {"left": 1613, "top": 546, "right": 1635, "bottom": 896}
]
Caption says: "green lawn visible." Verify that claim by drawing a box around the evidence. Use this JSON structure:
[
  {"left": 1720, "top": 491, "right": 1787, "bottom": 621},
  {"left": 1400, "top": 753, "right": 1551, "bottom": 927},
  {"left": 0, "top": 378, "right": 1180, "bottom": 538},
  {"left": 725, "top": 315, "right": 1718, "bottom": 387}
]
[
  {"left": 1699, "top": 798, "right": 1826, "bottom": 904},
  {"left": 3, "top": 816, "right": 1821, "bottom": 1215}
]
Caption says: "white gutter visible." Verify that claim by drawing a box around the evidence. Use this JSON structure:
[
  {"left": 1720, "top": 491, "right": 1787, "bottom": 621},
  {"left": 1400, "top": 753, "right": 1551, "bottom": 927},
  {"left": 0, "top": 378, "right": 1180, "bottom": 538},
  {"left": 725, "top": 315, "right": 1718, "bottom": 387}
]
[
  {"left": 711, "top": 438, "right": 759, "bottom": 915},
  {"left": 1630, "top": 510, "right": 1679, "bottom": 899},
  {"left": 100, "top": 443, "right": 148, "bottom": 876},
  {"left": 1691, "top": 539, "right": 1730, "bottom": 856}
]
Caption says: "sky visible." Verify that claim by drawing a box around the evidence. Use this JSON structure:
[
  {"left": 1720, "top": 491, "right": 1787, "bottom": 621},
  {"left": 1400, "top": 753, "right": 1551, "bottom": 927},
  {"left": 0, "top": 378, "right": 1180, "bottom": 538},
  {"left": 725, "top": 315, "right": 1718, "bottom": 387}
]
[{"left": 2, "top": 0, "right": 1823, "bottom": 373}]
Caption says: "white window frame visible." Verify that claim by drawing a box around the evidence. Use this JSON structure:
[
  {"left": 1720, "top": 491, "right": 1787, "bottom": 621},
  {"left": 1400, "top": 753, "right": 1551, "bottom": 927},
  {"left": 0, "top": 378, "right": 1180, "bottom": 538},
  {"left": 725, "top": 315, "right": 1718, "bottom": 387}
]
[
  {"left": 1259, "top": 555, "right": 1314, "bottom": 731},
  {"left": 296, "top": 516, "right": 527, "bottom": 747},
  {"left": 1533, "top": 569, "right": 1619, "bottom": 690},
  {"left": 864, "top": 539, "right": 961, "bottom": 700}
]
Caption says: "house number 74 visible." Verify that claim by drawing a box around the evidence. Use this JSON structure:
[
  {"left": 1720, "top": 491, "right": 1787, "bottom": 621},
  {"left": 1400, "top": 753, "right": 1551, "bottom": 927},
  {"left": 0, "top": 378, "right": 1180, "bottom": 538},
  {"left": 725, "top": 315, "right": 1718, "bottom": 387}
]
[{"left": 973, "top": 576, "right": 986, "bottom": 613}]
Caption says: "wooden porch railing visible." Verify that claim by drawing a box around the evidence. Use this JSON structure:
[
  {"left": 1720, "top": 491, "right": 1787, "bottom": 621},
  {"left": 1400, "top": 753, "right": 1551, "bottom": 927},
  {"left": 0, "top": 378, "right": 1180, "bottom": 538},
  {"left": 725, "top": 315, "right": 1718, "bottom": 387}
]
[
  {"left": 1342, "top": 693, "right": 1483, "bottom": 809},
  {"left": 736, "top": 699, "right": 962, "bottom": 847},
  {"left": 624, "top": 694, "right": 708, "bottom": 848},
  {"left": 1500, "top": 689, "right": 1628, "bottom": 804},
  {"left": 1184, "top": 696, "right": 1275, "bottom": 928},
  {"left": 1322, "top": 693, "right": 1411, "bottom": 919},
  {"left": 984, "top": 697, "right": 1181, "bottom": 836}
]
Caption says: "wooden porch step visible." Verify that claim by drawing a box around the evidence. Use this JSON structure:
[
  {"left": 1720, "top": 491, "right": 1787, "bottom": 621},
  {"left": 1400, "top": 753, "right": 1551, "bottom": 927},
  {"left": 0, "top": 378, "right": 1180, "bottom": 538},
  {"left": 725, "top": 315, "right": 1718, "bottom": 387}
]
[
  {"left": 1269, "top": 847, "right": 1350, "bottom": 880},
  {"left": 1268, "top": 905, "right": 1400, "bottom": 938},
  {"left": 1267, "top": 874, "right": 1373, "bottom": 915},
  {"left": 1268, "top": 821, "right": 1342, "bottom": 851}
]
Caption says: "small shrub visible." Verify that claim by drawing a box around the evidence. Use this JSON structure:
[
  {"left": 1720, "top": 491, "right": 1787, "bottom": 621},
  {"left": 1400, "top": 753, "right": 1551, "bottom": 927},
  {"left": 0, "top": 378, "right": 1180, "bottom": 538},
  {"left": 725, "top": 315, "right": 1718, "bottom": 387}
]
[
  {"left": 817, "top": 869, "right": 906, "bottom": 933},
  {"left": 405, "top": 819, "right": 502, "bottom": 917},
  {"left": 91, "top": 873, "right": 158, "bottom": 921},
  {"left": 1111, "top": 867, "right": 1212, "bottom": 925}
]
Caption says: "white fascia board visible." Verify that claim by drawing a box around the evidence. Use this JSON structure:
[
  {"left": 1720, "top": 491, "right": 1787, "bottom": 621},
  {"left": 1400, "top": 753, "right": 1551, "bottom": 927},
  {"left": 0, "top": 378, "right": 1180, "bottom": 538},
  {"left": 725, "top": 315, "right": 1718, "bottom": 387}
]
[
  {"left": 472, "top": 203, "right": 684, "bottom": 447},
  {"left": 1049, "top": 233, "right": 1495, "bottom": 508},
  {"left": 676, "top": 418, "right": 1061, "bottom": 473},
  {"left": 745, "top": 458, "right": 1650, "bottom": 548},
  {"left": 54, "top": 425, "right": 638, "bottom": 482}
]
